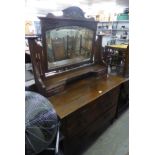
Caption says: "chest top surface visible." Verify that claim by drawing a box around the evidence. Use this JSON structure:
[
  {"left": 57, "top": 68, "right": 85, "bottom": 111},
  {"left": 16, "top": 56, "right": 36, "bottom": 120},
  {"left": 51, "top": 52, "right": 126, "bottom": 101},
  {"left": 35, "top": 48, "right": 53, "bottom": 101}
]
[{"left": 48, "top": 75, "right": 128, "bottom": 119}]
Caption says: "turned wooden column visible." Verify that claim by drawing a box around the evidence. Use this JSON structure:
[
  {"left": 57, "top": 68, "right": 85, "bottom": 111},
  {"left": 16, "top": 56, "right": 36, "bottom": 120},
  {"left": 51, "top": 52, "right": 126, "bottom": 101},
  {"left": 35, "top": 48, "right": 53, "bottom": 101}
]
[
  {"left": 94, "top": 35, "right": 103, "bottom": 64},
  {"left": 123, "top": 45, "right": 129, "bottom": 77}
]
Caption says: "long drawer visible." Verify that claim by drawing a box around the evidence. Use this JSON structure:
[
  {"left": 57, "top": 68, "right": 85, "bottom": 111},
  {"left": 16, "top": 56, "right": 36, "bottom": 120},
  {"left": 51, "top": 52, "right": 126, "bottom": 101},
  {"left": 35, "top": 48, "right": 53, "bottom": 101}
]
[
  {"left": 64, "top": 105, "right": 117, "bottom": 155},
  {"left": 64, "top": 86, "right": 120, "bottom": 138}
]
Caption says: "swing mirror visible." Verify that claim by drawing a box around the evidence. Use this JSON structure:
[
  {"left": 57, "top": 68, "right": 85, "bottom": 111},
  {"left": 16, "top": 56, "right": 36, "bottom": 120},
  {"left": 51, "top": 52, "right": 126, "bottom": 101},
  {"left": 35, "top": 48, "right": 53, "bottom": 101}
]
[{"left": 46, "top": 26, "right": 94, "bottom": 70}]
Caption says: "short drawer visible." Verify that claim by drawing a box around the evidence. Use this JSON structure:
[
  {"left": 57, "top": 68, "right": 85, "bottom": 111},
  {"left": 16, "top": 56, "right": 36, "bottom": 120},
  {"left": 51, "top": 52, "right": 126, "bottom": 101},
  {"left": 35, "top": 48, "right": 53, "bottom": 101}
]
[
  {"left": 98, "top": 86, "right": 120, "bottom": 111},
  {"left": 66, "top": 103, "right": 96, "bottom": 137}
]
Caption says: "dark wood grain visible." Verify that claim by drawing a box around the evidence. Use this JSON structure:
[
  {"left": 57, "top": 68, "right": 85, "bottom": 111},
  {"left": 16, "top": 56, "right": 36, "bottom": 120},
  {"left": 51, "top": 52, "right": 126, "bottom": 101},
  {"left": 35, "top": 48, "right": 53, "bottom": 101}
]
[
  {"left": 27, "top": 7, "right": 108, "bottom": 97},
  {"left": 26, "top": 7, "right": 129, "bottom": 155},
  {"left": 27, "top": 37, "right": 46, "bottom": 96},
  {"left": 116, "top": 80, "right": 129, "bottom": 117},
  {"left": 123, "top": 45, "right": 129, "bottom": 77},
  {"left": 103, "top": 45, "right": 129, "bottom": 77},
  {"left": 48, "top": 75, "right": 128, "bottom": 119},
  {"left": 49, "top": 75, "right": 128, "bottom": 155}
]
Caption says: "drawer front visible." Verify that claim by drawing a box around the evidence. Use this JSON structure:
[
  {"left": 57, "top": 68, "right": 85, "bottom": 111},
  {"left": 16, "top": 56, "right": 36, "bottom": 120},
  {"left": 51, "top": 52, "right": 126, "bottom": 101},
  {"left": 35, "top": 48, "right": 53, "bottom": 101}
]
[
  {"left": 66, "top": 103, "right": 96, "bottom": 137},
  {"left": 64, "top": 105, "right": 117, "bottom": 155},
  {"left": 65, "top": 86, "right": 120, "bottom": 138},
  {"left": 94, "top": 86, "right": 120, "bottom": 116}
]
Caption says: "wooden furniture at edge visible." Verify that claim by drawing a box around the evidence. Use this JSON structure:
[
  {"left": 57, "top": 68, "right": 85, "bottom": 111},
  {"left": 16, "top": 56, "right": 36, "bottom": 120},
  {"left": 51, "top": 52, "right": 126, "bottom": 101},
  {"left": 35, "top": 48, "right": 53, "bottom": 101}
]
[
  {"left": 103, "top": 44, "right": 129, "bottom": 77},
  {"left": 103, "top": 44, "right": 129, "bottom": 117},
  {"left": 116, "top": 79, "right": 129, "bottom": 117},
  {"left": 27, "top": 7, "right": 129, "bottom": 155}
]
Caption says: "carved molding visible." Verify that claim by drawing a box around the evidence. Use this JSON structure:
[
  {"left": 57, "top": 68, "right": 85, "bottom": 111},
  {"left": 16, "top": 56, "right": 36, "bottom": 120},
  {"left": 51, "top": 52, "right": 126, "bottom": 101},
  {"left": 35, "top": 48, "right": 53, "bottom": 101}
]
[{"left": 45, "top": 6, "right": 95, "bottom": 21}]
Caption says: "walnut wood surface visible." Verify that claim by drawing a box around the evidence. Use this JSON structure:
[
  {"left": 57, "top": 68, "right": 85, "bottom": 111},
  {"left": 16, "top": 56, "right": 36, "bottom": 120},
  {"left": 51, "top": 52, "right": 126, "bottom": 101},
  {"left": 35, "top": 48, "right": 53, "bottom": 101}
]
[
  {"left": 48, "top": 75, "right": 128, "bottom": 119},
  {"left": 45, "top": 64, "right": 105, "bottom": 84},
  {"left": 123, "top": 45, "right": 129, "bottom": 77},
  {"left": 27, "top": 8, "right": 107, "bottom": 97},
  {"left": 104, "top": 44, "right": 129, "bottom": 77}
]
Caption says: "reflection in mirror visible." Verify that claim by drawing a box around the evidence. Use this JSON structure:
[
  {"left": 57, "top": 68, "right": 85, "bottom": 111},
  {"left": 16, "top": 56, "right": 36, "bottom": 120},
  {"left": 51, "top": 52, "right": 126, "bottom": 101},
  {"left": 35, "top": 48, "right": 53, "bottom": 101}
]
[{"left": 46, "top": 26, "right": 94, "bottom": 70}]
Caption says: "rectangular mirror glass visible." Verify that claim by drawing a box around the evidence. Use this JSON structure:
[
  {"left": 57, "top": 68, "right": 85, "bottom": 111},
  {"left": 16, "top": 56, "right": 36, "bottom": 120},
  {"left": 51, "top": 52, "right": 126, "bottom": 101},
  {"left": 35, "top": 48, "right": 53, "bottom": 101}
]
[{"left": 46, "top": 26, "right": 94, "bottom": 70}]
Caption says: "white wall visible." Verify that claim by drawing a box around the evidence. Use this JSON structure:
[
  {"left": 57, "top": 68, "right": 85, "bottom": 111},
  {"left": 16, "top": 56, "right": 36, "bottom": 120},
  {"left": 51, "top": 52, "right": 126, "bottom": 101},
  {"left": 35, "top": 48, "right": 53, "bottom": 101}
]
[{"left": 25, "top": 0, "right": 129, "bottom": 18}]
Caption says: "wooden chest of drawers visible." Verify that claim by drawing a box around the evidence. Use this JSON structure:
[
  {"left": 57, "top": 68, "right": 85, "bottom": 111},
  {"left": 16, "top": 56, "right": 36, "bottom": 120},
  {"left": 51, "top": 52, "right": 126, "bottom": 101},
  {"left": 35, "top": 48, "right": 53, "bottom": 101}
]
[
  {"left": 60, "top": 86, "right": 120, "bottom": 155},
  {"left": 48, "top": 75, "right": 128, "bottom": 155}
]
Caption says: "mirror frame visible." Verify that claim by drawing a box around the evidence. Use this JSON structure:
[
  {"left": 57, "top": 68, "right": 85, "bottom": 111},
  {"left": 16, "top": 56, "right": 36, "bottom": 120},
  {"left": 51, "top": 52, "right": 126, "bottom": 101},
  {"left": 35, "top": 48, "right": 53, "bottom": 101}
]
[{"left": 39, "top": 7, "right": 97, "bottom": 73}]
